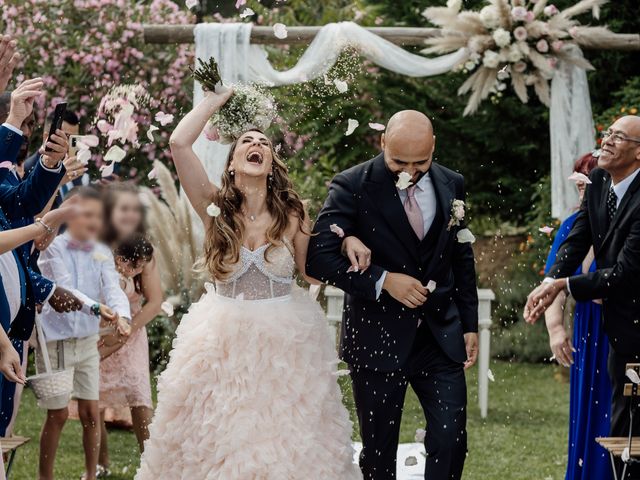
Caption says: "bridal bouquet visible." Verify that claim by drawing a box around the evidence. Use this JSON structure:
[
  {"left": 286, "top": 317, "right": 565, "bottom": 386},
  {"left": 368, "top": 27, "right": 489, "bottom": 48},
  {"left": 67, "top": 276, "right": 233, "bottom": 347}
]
[
  {"left": 191, "top": 57, "right": 277, "bottom": 144},
  {"left": 421, "top": 0, "right": 612, "bottom": 115}
]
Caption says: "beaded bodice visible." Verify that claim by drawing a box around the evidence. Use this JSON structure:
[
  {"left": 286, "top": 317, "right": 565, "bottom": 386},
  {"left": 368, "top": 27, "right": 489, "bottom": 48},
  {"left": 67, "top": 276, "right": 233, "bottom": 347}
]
[{"left": 215, "top": 241, "right": 295, "bottom": 300}]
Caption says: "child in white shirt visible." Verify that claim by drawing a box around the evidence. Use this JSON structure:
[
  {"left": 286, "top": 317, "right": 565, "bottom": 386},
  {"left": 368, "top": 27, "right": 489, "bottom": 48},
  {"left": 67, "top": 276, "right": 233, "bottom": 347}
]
[{"left": 37, "top": 186, "right": 130, "bottom": 480}]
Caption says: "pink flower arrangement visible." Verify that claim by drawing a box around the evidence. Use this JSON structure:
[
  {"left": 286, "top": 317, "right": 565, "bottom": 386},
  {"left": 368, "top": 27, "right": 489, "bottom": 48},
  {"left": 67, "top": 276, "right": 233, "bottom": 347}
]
[
  {"left": 551, "top": 40, "right": 565, "bottom": 51},
  {"left": 511, "top": 6, "right": 528, "bottom": 21},
  {"left": 513, "top": 26, "right": 528, "bottom": 41},
  {"left": 536, "top": 39, "right": 549, "bottom": 53},
  {"left": 544, "top": 5, "right": 559, "bottom": 16},
  {"left": 1, "top": 0, "right": 193, "bottom": 175}
]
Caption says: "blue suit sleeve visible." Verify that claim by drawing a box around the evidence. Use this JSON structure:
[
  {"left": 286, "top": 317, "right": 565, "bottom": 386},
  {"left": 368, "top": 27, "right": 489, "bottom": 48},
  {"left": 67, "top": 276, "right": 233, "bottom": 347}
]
[
  {"left": 0, "top": 158, "right": 65, "bottom": 220},
  {"left": 28, "top": 269, "right": 55, "bottom": 305}
]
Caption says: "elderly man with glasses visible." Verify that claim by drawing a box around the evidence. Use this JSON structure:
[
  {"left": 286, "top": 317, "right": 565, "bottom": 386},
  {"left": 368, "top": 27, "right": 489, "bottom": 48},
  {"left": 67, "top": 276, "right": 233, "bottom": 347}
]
[{"left": 525, "top": 115, "right": 640, "bottom": 479}]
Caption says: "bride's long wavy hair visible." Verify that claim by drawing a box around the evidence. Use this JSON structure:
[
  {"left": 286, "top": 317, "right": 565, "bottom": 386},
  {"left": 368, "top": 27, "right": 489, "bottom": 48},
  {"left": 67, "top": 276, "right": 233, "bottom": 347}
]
[{"left": 201, "top": 129, "right": 308, "bottom": 280}]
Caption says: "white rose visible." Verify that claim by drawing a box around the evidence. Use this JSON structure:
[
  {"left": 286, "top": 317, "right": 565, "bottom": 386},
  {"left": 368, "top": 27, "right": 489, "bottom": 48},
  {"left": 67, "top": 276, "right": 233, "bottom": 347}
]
[
  {"left": 446, "top": 0, "right": 462, "bottom": 12},
  {"left": 492, "top": 28, "right": 511, "bottom": 48},
  {"left": 517, "top": 41, "right": 531, "bottom": 56},
  {"left": 483, "top": 50, "right": 501, "bottom": 69},
  {"left": 479, "top": 6, "right": 500, "bottom": 29},
  {"left": 507, "top": 44, "right": 523, "bottom": 62}
]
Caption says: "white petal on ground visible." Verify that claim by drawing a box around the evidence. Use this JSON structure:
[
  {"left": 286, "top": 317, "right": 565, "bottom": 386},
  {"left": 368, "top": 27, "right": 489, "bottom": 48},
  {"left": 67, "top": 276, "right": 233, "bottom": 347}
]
[
  {"left": 104, "top": 145, "right": 126, "bottom": 163},
  {"left": 147, "top": 125, "right": 159, "bottom": 142},
  {"left": 273, "top": 23, "right": 288, "bottom": 39},
  {"left": 414, "top": 428, "right": 426, "bottom": 442},
  {"left": 626, "top": 368, "right": 640, "bottom": 384},
  {"left": 368, "top": 122, "right": 386, "bottom": 131},
  {"left": 206, "top": 203, "right": 221, "bottom": 217},
  {"left": 487, "top": 369, "right": 495, "bottom": 382},
  {"left": 539, "top": 226, "right": 554, "bottom": 234},
  {"left": 345, "top": 119, "right": 359, "bottom": 136},
  {"left": 396, "top": 171, "right": 413, "bottom": 190},
  {"left": 457, "top": 228, "right": 476, "bottom": 244},
  {"left": 330, "top": 224, "right": 345, "bottom": 238},
  {"left": 333, "top": 79, "right": 348, "bottom": 93},
  {"left": 161, "top": 301, "right": 174, "bottom": 317},
  {"left": 568, "top": 172, "right": 592, "bottom": 184},
  {"left": 426, "top": 280, "right": 437, "bottom": 293},
  {"left": 239, "top": 7, "right": 255, "bottom": 19},
  {"left": 404, "top": 456, "right": 418, "bottom": 466}
]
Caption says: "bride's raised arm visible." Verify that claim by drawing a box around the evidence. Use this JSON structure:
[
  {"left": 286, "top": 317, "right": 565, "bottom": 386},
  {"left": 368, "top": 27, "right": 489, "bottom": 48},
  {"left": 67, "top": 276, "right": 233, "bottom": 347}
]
[{"left": 169, "top": 90, "right": 233, "bottom": 221}]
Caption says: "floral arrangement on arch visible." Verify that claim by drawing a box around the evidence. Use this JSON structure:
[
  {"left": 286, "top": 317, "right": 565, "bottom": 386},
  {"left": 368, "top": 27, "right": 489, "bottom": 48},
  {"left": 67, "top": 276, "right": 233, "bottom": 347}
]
[{"left": 421, "top": 0, "right": 614, "bottom": 115}]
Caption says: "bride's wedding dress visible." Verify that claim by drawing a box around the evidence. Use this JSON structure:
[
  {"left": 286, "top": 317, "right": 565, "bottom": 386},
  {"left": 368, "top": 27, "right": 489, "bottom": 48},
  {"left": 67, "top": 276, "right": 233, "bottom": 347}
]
[{"left": 136, "top": 240, "right": 361, "bottom": 479}]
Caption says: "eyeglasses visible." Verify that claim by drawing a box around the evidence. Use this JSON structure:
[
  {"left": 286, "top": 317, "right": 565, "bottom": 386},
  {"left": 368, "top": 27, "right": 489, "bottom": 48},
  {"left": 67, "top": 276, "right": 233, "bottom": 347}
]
[{"left": 600, "top": 130, "right": 640, "bottom": 144}]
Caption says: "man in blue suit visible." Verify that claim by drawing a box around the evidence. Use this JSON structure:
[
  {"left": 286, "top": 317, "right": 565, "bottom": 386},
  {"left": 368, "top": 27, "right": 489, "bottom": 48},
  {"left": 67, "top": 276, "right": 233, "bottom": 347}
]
[{"left": 0, "top": 78, "right": 83, "bottom": 434}]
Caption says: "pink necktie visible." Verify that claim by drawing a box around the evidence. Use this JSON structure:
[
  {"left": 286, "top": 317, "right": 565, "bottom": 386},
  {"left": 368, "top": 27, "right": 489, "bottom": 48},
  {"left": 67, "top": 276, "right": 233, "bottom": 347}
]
[{"left": 404, "top": 185, "right": 424, "bottom": 240}]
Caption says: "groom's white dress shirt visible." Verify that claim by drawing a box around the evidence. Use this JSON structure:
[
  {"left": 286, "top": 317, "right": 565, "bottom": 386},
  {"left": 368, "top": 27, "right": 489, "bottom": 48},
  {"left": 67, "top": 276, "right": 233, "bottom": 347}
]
[{"left": 375, "top": 172, "right": 437, "bottom": 298}]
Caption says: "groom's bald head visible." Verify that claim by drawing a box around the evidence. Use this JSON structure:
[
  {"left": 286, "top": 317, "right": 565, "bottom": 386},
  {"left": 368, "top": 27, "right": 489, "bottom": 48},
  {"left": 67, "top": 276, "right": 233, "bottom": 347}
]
[{"left": 382, "top": 110, "right": 435, "bottom": 181}]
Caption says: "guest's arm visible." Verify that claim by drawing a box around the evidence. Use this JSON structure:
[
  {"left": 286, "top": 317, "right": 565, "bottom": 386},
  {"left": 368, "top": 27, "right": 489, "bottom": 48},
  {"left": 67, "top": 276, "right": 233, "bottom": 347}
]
[
  {"left": 292, "top": 209, "right": 321, "bottom": 285},
  {"left": 0, "top": 34, "right": 20, "bottom": 93},
  {"left": 100, "top": 248, "right": 132, "bottom": 322},
  {"left": 130, "top": 256, "right": 163, "bottom": 333},
  {"left": 544, "top": 292, "right": 573, "bottom": 367},
  {"left": 306, "top": 172, "right": 384, "bottom": 301},
  {"left": 169, "top": 90, "right": 233, "bottom": 221},
  {"left": 0, "top": 327, "right": 24, "bottom": 384}
]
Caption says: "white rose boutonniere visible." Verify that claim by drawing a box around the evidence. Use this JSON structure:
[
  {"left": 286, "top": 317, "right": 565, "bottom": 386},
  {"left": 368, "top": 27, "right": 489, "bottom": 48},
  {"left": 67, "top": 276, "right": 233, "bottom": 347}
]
[{"left": 447, "top": 199, "right": 466, "bottom": 231}]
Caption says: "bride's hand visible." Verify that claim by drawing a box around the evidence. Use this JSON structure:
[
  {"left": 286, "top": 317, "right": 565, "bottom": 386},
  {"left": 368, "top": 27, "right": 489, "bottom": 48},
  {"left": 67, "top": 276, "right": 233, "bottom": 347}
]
[
  {"left": 342, "top": 236, "right": 372, "bottom": 273},
  {"left": 204, "top": 87, "right": 234, "bottom": 109}
]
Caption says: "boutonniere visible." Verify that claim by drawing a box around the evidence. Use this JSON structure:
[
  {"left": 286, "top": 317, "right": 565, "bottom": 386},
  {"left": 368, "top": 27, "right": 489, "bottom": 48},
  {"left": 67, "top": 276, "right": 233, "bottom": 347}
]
[{"left": 447, "top": 199, "right": 465, "bottom": 231}]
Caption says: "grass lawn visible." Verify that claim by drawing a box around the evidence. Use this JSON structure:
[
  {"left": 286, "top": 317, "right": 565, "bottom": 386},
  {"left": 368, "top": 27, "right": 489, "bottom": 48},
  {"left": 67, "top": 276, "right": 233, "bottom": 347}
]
[{"left": 9, "top": 360, "right": 569, "bottom": 479}]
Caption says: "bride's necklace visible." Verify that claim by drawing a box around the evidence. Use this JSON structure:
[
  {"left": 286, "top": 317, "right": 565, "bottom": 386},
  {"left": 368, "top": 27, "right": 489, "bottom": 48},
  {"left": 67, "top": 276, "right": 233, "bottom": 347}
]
[{"left": 242, "top": 208, "right": 265, "bottom": 222}]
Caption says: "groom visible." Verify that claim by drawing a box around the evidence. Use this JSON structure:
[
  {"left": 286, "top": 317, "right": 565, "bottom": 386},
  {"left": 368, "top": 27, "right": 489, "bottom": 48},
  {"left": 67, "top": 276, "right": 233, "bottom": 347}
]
[{"left": 307, "top": 110, "right": 478, "bottom": 479}]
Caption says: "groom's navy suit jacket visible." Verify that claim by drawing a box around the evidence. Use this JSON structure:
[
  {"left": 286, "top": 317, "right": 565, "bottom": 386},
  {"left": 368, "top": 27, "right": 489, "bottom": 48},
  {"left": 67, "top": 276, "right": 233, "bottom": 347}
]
[
  {"left": 307, "top": 154, "right": 478, "bottom": 372},
  {"left": 0, "top": 125, "right": 64, "bottom": 338}
]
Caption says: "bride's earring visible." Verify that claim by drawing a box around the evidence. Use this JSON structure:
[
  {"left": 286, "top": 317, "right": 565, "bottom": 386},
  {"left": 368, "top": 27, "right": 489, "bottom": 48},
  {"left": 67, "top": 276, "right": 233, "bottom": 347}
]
[
  {"left": 229, "top": 170, "right": 235, "bottom": 176},
  {"left": 268, "top": 172, "right": 273, "bottom": 187}
]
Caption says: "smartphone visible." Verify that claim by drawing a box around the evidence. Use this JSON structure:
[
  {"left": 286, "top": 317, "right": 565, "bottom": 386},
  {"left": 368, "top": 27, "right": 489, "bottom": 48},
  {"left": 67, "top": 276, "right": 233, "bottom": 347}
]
[
  {"left": 68, "top": 134, "right": 84, "bottom": 157},
  {"left": 45, "top": 102, "right": 67, "bottom": 152}
]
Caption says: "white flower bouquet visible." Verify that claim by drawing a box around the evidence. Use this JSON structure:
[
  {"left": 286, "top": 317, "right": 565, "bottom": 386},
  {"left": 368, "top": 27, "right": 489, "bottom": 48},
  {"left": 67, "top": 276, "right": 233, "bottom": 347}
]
[
  {"left": 421, "top": 0, "right": 612, "bottom": 115},
  {"left": 192, "top": 57, "right": 277, "bottom": 145}
]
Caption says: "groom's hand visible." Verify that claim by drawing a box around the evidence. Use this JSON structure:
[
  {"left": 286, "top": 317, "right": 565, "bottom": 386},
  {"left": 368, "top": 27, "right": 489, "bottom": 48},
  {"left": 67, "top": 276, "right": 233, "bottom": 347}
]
[
  {"left": 463, "top": 332, "right": 478, "bottom": 370},
  {"left": 382, "top": 272, "right": 428, "bottom": 308},
  {"left": 524, "top": 279, "right": 566, "bottom": 324}
]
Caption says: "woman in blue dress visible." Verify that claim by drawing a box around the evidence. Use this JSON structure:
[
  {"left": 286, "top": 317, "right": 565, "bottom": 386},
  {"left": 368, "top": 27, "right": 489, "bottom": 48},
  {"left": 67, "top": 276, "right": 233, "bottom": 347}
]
[{"left": 544, "top": 152, "right": 612, "bottom": 480}]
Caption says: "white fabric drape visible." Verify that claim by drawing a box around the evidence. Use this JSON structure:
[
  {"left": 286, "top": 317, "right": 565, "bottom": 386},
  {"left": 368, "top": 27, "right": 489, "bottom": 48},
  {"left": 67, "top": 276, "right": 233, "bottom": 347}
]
[
  {"left": 192, "top": 21, "right": 594, "bottom": 220},
  {"left": 550, "top": 45, "right": 596, "bottom": 218}
]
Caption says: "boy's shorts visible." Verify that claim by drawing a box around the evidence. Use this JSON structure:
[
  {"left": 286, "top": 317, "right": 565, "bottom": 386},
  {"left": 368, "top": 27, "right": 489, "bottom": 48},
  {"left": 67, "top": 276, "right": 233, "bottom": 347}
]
[{"left": 35, "top": 335, "right": 100, "bottom": 410}]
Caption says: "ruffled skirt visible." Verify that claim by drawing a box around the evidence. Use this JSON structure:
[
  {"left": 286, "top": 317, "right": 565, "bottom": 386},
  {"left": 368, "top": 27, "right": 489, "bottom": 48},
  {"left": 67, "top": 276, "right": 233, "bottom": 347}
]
[{"left": 135, "top": 285, "right": 360, "bottom": 480}]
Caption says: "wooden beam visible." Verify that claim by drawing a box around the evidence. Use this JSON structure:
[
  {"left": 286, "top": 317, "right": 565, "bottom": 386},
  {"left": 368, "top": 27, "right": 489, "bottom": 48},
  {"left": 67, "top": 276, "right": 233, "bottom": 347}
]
[
  {"left": 143, "top": 25, "right": 442, "bottom": 46},
  {"left": 143, "top": 24, "right": 640, "bottom": 51}
]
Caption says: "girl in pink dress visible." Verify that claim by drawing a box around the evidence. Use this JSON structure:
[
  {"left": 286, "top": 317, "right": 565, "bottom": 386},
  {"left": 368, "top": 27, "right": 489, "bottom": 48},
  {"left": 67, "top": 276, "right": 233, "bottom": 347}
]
[{"left": 98, "top": 183, "right": 163, "bottom": 473}]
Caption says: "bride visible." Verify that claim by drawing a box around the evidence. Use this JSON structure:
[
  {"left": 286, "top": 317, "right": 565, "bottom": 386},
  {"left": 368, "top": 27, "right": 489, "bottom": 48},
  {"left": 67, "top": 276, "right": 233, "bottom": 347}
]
[{"left": 135, "top": 89, "right": 362, "bottom": 479}]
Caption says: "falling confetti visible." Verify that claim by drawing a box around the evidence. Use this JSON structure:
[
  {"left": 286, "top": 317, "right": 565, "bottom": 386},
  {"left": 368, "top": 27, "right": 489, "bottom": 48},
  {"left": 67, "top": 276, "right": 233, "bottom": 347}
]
[
  {"left": 396, "top": 171, "right": 413, "bottom": 190},
  {"left": 368, "top": 122, "right": 386, "bottom": 131},
  {"left": 155, "top": 111, "right": 174, "bottom": 126},
  {"left": 161, "top": 301, "right": 174, "bottom": 317},
  {"left": 330, "top": 224, "right": 345, "bottom": 238},
  {"left": 235, "top": 0, "right": 246, "bottom": 8},
  {"left": 457, "top": 228, "right": 476, "bottom": 244},
  {"left": 100, "top": 162, "right": 115, "bottom": 178},
  {"left": 333, "top": 79, "right": 348, "bottom": 93},
  {"left": 487, "top": 369, "right": 495, "bottom": 382},
  {"left": 147, "top": 168, "right": 158, "bottom": 180},
  {"left": 206, "top": 203, "right": 221, "bottom": 217},
  {"left": 273, "top": 23, "right": 288, "bottom": 39},
  {"left": 104, "top": 145, "right": 126, "bottom": 163},
  {"left": 426, "top": 280, "right": 437, "bottom": 293},
  {"left": 185, "top": 0, "right": 198, "bottom": 8},
  {"left": 568, "top": 172, "right": 592, "bottom": 184},
  {"left": 414, "top": 428, "right": 426, "bottom": 442},
  {"left": 334, "top": 369, "right": 351, "bottom": 377},
  {"left": 147, "top": 125, "right": 159, "bottom": 142},
  {"left": 539, "top": 226, "right": 554, "bottom": 234},
  {"left": 626, "top": 368, "right": 640, "bottom": 384},
  {"left": 345, "top": 119, "right": 359, "bottom": 136},
  {"left": 239, "top": 8, "right": 255, "bottom": 19}
]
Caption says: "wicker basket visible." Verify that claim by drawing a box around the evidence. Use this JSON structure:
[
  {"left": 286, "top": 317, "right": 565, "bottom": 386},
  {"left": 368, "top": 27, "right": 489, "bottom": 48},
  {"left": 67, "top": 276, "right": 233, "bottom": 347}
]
[{"left": 26, "top": 314, "right": 74, "bottom": 401}]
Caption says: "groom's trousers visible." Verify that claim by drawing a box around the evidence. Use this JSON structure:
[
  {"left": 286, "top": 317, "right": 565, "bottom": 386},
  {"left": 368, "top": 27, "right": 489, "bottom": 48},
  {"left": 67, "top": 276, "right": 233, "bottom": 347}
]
[{"left": 350, "top": 324, "right": 467, "bottom": 480}]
